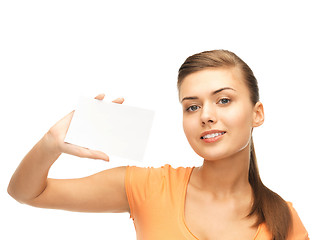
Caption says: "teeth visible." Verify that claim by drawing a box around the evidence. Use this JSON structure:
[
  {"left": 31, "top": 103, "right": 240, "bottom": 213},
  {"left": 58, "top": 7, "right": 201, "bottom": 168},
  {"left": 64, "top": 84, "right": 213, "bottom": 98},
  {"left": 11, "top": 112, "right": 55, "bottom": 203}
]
[{"left": 202, "top": 132, "right": 224, "bottom": 139}]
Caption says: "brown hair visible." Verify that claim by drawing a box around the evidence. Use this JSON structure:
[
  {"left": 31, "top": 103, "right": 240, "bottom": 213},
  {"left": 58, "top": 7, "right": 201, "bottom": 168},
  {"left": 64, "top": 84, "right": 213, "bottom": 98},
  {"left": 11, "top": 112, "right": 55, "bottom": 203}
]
[{"left": 177, "top": 50, "right": 292, "bottom": 240}]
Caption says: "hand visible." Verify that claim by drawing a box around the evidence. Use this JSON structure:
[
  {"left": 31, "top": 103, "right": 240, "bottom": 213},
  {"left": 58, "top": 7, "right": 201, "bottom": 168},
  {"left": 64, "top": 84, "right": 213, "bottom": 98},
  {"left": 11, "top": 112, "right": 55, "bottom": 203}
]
[{"left": 45, "top": 94, "right": 124, "bottom": 161}]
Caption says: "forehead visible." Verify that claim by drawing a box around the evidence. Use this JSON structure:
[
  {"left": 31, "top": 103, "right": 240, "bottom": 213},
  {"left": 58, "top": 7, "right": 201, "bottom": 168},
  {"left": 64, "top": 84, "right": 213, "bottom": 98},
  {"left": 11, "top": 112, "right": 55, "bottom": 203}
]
[{"left": 179, "top": 68, "right": 247, "bottom": 100}]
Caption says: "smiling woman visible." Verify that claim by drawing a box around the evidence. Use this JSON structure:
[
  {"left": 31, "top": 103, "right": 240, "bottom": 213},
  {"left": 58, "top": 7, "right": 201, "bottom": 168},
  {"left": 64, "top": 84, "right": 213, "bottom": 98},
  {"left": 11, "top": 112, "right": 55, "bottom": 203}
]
[
  {"left": 8, "top": 50, "right": 309, "bottom": 240},
  {"left": 176, "top": 50, "right": 308, "bottom": 240}
]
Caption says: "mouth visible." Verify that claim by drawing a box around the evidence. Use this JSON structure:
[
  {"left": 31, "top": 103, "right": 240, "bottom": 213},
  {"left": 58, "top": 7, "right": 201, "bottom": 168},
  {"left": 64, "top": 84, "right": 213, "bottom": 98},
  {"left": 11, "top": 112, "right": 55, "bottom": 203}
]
[{"left": 200, "top": 131, "right": 226, "bottom": 139}]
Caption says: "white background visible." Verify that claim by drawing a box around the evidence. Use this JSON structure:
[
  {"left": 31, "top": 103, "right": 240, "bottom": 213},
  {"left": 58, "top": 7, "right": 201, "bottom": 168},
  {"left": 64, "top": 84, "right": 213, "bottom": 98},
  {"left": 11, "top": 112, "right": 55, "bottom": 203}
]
[{"left": 1, "top": 0, "right": 312, "bottom": 239}]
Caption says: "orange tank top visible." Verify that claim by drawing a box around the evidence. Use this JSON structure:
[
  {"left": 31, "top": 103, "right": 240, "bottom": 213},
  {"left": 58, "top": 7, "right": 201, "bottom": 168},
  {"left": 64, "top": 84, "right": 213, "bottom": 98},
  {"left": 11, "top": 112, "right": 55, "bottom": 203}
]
[{"left": 125, "top": 164, "right": 309, "bottom": 240}]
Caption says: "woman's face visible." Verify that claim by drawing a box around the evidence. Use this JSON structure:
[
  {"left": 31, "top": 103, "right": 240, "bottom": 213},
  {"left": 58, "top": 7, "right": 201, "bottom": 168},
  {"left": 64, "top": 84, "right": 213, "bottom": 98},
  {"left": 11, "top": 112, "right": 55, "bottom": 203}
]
[{"left": 179, "top": 67, "right": 264, "bottom": 161}]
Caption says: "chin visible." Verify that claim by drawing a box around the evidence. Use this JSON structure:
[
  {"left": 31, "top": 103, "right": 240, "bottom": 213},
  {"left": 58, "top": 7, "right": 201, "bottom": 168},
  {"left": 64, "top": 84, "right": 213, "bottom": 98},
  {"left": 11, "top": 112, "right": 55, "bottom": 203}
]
[
  {"left": 197, "top": 143, "right": 250, "bottom": 162},
  {"left": 194, "top": 149, "right": 231, "bottom": 162}
]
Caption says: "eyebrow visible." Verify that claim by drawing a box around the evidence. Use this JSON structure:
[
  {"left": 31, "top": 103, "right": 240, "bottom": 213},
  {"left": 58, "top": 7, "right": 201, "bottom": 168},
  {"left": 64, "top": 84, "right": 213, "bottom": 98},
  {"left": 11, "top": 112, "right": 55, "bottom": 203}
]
[{"left": 180, "top": 87, "right": 236, "bottom": 103}]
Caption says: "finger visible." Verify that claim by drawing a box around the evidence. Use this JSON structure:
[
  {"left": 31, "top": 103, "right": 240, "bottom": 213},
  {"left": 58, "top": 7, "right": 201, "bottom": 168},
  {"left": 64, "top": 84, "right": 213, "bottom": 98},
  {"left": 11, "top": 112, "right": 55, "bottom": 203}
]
[
  {"left": 112, "top": 97, "right": 124, "bottom": 104},
  {"left": 62, "top": 143, "right": 109, "bottom": 161},
  {"left": 95, "top": 93, "right": 105, "bottom": 100},
  {"left": 49, "top": 110, "right": 75, "bottom": 133},
  {"left": 61, "top": 110, "right": 76, "bottom": 133},
  {"left": 65, "top": 110, "right": 75, "bottom": 122}
]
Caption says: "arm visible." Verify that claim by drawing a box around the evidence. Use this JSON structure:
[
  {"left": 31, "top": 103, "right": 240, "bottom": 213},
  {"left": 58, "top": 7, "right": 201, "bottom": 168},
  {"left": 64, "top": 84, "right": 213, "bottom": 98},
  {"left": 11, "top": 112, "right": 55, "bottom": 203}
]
[{"left": 7, "top": 94, "right": 129, "bottom": 213}]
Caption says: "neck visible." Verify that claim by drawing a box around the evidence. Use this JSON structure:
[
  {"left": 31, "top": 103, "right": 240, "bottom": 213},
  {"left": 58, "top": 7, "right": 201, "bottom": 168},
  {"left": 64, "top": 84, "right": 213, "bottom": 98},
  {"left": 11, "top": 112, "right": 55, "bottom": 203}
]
[{"left": 194, "top": 143, "right": 252, "bottom": 200}]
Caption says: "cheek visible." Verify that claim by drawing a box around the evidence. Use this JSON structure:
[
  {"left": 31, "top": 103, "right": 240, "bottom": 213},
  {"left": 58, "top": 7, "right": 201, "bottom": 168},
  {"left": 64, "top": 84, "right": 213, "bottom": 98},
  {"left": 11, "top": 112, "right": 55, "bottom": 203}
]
[
  {"left": 183, "top": 117, "right": 191, "bottom": 136},
  {"left": 183, "top": 116, "right": 198, "bottom": 138},
  {"left": 223, "top": 104, "right": 253, "bottom": 134}
]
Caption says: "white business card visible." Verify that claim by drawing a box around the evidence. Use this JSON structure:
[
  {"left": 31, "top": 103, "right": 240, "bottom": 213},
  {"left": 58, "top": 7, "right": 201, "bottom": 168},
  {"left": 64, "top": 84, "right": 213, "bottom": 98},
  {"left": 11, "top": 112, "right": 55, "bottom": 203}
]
[{"left": 65, "top": 96, "right": 155, "bottom": 161}]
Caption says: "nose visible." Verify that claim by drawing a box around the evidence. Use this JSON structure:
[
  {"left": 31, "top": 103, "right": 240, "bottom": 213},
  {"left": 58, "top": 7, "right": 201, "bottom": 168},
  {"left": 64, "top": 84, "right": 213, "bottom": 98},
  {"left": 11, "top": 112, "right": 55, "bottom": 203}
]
[{"left": 200, "top": 104, "right": 217, "bottom": 125}]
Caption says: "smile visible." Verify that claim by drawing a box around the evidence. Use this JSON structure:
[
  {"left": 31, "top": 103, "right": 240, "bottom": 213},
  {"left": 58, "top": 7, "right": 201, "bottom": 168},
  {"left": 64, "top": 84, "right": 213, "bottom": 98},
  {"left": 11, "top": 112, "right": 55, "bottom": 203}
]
[
  {"left": 200, "top": 132, "right": 226, "bottom": 143},
  {"left": 201, "top": 132, "right": 226, "bottom": 139}
]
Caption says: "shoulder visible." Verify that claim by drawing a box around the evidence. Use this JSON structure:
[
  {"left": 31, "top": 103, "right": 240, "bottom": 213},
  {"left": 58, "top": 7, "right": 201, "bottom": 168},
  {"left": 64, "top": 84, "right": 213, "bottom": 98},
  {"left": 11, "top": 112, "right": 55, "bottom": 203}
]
[
  {"left": 125, "top": 164, "right": 193, "bottom": 220},
  {"left": 286, "top": 202, "right": 309, "bottom": 240}
]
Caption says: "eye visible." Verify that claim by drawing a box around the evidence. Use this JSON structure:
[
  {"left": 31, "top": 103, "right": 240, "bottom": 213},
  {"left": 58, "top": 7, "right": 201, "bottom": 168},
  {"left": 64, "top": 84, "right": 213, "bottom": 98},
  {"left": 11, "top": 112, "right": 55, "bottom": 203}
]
[
  {"left": 186, "top": 105, "right": 200, "bottom": 112},
  {"left": 218, "top": 98, "right": 231, "bottom": 105}
]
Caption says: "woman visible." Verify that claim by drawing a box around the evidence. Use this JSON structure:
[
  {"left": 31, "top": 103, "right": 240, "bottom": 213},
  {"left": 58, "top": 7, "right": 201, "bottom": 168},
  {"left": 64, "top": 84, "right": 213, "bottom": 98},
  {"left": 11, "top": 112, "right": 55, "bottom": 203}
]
[{"left": 8, "top": 50, "right": 309, "bottom": 240}]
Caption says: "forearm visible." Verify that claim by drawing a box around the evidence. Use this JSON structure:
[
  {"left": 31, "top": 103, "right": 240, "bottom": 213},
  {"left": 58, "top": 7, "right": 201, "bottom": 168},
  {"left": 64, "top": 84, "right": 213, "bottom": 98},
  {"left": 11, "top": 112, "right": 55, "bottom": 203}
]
[{"left": 7, "top": 132, "right": 61, "bottom": 203}]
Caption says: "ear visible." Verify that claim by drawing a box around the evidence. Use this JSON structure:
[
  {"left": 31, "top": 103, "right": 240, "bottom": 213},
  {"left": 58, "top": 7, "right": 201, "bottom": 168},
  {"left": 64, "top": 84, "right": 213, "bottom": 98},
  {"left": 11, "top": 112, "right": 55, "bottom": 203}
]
[{"left": 252, "top": 101, "right": 264, "bottom": 128}]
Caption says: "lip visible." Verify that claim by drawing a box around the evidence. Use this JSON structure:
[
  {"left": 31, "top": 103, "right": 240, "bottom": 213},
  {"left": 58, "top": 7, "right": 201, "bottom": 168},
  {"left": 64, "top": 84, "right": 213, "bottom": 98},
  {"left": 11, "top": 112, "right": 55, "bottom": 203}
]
[{"left": 200, "top": 130, "right": 226, "bottom": 139}]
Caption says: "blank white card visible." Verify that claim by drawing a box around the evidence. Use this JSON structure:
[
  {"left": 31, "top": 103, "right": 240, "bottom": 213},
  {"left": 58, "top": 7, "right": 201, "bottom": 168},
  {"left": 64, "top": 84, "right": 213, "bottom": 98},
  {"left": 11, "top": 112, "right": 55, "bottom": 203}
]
[{"left": 65, "top": 96, "right": 155, "bottom": 161}]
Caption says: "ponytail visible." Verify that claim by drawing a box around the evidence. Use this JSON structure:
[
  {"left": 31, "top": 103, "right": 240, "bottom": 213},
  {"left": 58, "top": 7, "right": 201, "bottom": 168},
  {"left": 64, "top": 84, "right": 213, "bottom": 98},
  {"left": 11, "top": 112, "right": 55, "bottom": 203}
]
[{"left": 248, "top": 138, "right": 292, "bottom": 240}]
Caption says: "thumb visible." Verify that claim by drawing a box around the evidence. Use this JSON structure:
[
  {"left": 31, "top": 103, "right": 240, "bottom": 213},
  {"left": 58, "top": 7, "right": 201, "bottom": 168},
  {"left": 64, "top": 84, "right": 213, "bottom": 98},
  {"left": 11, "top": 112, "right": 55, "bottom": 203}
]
[{"left": 62, "top": 143, "right": 110, "bottom": 161}]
